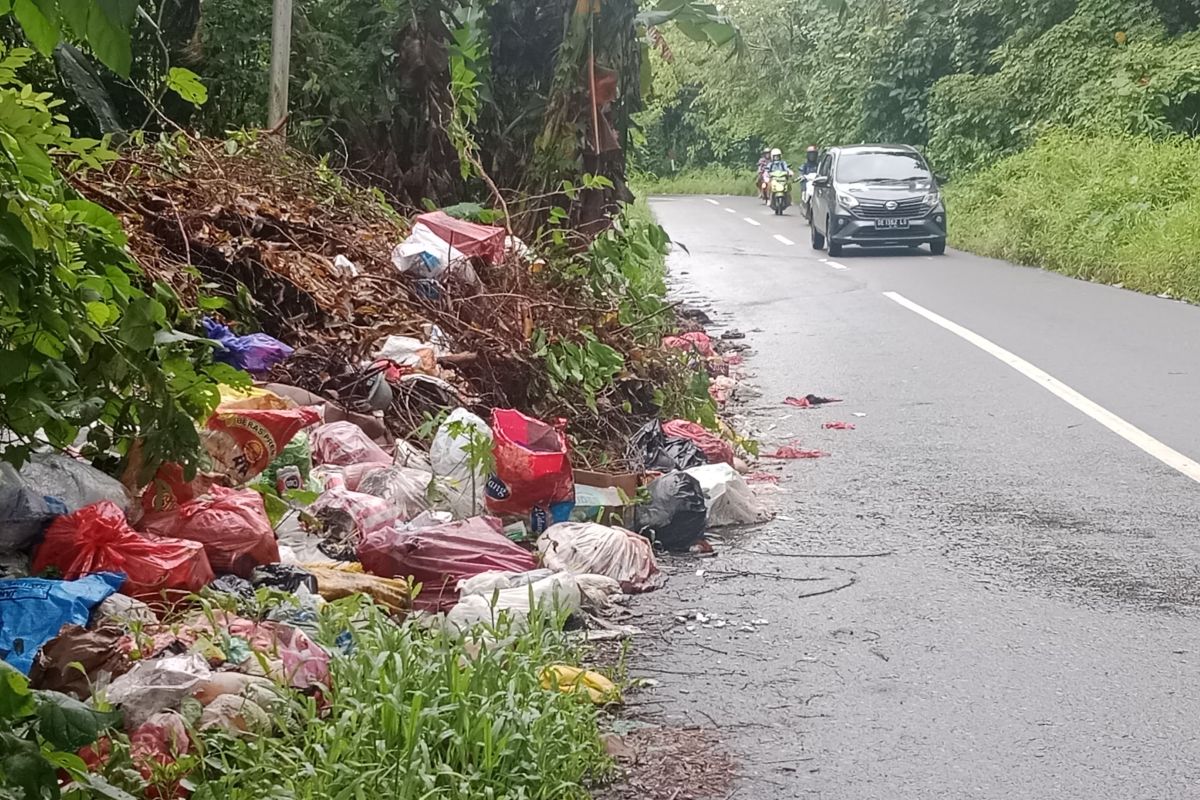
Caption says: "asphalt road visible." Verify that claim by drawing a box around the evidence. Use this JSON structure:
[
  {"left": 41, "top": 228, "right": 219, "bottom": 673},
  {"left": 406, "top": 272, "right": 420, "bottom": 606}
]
[{"left": 628, "top": 194, "right": 1200, "bottom": 800}]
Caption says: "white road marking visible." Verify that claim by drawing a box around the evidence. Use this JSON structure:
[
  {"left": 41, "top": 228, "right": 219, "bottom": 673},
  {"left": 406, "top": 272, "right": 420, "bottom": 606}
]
[
  {"left": 773, "top": 234, "right": 795, "bottom": 246},
  {"left": 743, "top": 217, "right": 761, "bottom": 226},
  {"left": 827, "top": 261, "right": 848, "bottom": 270},
  {"left": 705, "top": 198, "right": 720, "bottom": 205},
  {"left": 883, "top": 291, "right": 1200, "bottom": 484},
  {"left": 724, "top": 208, "right": 737, "bottom": 214}
]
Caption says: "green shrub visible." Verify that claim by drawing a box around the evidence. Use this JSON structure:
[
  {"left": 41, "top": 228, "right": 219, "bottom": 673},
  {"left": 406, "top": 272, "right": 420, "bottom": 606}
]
[
  {"left": 948, "top": 129, "right": 1200, "bottom": 301},
  {"left": 632, "top": 166, "right": 756, "bottom": 196}
]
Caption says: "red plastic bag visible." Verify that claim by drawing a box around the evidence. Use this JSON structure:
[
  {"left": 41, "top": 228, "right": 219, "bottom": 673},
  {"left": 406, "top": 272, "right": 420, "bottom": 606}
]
[
  {"left": 33, "top": 502, "right": 214, "bottom": 601},
  {"left": 662, "top": 332, "right": 715, "bottom": 358},
  {"left": 310, "top": 421, "right": 391, "bottom": 467},
  {"left": 203, "top": 406, "right": 322, "bottom": 485},
  {"left": 139, "top": 463, "right": 227, "bottom": 513},
  {"left": 485, "top": 409, "right": 574, "bottom": 531},
  {"left": 414, "top": 211, "right": 505, "bottom": 265},
  {"left": 358, "top": 517, "right": 537, "bottom": 611},
  {"left": 662, "top": 419, "right": 734, "bottom": 466},
  {"left": 138, "top": 487, "right": 279, "bottom": 578}
]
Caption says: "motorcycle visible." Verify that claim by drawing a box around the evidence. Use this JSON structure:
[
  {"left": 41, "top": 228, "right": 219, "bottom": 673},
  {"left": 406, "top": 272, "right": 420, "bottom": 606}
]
[
  {"left": 768, "top": 168, "right": 792, "bottom": 215},
  {"left": 800, "top": 172, "right": 817, "bottom": 224},
  {"left": 758, "top": 169, "right": 770, "bottom": 204}
]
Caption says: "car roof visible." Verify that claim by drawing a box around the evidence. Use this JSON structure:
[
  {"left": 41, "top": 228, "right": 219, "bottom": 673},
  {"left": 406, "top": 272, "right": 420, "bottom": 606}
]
[{"left": 832, "top": 144, "right": 920, "bottom": 155}]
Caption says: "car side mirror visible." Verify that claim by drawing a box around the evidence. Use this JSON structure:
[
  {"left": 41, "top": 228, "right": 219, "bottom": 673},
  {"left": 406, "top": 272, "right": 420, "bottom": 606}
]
[{"left": 813, "top": 176, "right": 830, "bottom": 186}]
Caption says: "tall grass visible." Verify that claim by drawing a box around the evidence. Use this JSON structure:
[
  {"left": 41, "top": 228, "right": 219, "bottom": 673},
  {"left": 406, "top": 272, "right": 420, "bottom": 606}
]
[
  {"left": 632, "top": 166, "right": 757, "bottom": 197},
  {"left": 190, "top": 599, "right": 609, "bottom": 800},
  {"left": 949, "top": 130, "right": 1200, "bottom": 302}
]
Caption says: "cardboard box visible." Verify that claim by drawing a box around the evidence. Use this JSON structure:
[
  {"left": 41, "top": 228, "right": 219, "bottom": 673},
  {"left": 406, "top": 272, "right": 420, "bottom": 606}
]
[{"left": 572, "top": 469, "right": 639, "bottom": 527}]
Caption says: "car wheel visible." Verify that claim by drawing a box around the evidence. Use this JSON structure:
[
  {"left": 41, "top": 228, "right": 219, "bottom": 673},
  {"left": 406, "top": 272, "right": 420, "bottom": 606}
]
[
  {"left": 828, "top": 240, "right": 843, "bottom": 257},
  {"left": 930, "top": 239, "right": 947, "bottom": 256},
  {"left": 811, "top": 218, "right": 826, "bottom": 250}
]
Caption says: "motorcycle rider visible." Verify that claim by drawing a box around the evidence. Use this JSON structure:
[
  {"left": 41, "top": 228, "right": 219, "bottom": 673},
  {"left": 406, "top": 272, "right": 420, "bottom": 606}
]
[
  {"left": 765, "top": 148, "right": 794, "bottom": 209},
  {"left": 756, "top": 147, "right": 772, "bottom": 201},
  {"left": 800, "top": 145, "right": 820, "bottom": 176}
]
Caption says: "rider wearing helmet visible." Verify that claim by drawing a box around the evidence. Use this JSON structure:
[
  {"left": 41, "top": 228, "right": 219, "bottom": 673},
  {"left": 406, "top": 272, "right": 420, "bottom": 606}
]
[
  {"left": 800, "top": 145, "right": 820, "bottom": 176},
  {"left": 767, "top": 147, "right": 793, "bottom": 176}
]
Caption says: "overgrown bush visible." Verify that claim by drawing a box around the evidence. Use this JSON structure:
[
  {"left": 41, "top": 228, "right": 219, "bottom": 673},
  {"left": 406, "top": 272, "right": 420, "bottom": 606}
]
[{"left": 948, "top": 129, "right": 1200, "bottom": 301}]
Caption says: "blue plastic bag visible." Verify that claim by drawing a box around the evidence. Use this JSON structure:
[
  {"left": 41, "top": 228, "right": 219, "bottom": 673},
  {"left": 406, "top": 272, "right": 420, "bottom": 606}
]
[
  {"left": 0, "top": 572, "right": 124, "bottom": 674},
  {"left": 202, "top": 318, "right": 294, "bottom": 375}
]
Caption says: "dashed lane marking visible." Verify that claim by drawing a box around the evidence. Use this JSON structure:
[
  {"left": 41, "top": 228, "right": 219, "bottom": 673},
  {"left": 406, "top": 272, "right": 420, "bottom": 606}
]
[
  {"left": 705, "top": 198, "right": 720, "bottom": 205},
  {"left": 744, "top": 217, "right": 761, "bottom": 226},
  {"left": 773, "top": 234, "right": 795, "bottom": 245}
]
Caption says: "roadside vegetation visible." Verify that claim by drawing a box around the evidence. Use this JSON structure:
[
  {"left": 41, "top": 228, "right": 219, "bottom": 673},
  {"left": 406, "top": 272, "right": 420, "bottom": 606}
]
[
  {"left": 635, "top": 0, "right": 1200, "bottom": 301},
  {"left": 632, "top": 167, "right": 756, "bottom": 197}
]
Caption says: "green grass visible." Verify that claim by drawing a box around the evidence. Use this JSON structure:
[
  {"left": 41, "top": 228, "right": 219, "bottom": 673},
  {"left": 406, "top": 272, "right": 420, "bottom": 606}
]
[
  {"left": 632, "top": 166, "right": 757, "bottom": 197},
  {"left": 189, "top": 599, "right": 610, "bottom": 800},
  {"left": 948, "top": 129, "right": 1200, "bottom": 303}
]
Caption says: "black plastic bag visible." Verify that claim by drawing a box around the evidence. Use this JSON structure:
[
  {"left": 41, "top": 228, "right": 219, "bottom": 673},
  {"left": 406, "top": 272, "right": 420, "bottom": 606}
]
[
  {"left": 634, "top": 472, "right": 708, "bottom": 550},
  {"left": 251, "top": 563, "right": 319, "bottom": 594},
  {"left": 628, "top": 420, "right": 708, "bottom": 473},
  {"left": 208, "top": 575, "right": 256, "bottom": 602}
]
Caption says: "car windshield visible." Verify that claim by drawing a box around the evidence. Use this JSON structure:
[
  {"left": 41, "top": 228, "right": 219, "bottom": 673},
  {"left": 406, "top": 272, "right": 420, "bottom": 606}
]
[{"left": 836, "top": 151, "right": 930, "bottom": 184}]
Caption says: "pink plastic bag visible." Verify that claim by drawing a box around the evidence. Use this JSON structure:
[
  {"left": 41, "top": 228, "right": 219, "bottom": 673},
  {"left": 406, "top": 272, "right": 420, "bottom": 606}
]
[
  {"left": 537, "top": 522, "right": 661, "bottom": 594},
  {"left": 311, "top": 421, "right": 391, "bottom": 467},
  {"left": 310, "top": 475, "right": 400, "bottom": 537},
  {"left": 662, "top": 419, "right": 734, "bottom": 466},
  {"left": 662, "top": 332, "right": 714, "bottom": 358},
  {"left": 138, "top": 487, "right": 279, "bottom": 578},
  {"left": 414, "top": 211, "right": 506, "bottom": 264},
  {"left": 358, "top": 516, "right": 538, "bottom": 610},
  {"left": 485, "top": 409, "right": 574, "bottom": 531}
]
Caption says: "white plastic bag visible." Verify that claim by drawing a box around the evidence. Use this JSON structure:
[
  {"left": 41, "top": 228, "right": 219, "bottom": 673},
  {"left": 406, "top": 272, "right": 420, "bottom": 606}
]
[
  {"left": 357, "top": 466, "right": 432, "bottom": 521},
  {"left": 444, "top": 573, "right": 582, "bottom": 636},
  {"left": 106, "top": 653, "right": 211, "bottom": 729},
  {"left": 538, "top": 523, "right": 661, "bottom": 593},
  {"left": 374, "top": 336, "right": 436, "bottom": 372},
  {"left": 457, "top": 568, "right": 556, "bottom": 596},
  {"left": 391, "top": 223, "right": 465, "bottom": 277},
  {"left": 684, "top": 463, "right": 764, "bottom": 527},
  {"left": 393, "top": 440, "right": 433, "bottom": 472},
  {"left": 310, "top": 422, "right": 391, "bottom": 467},
  {"left": 0, "top": 463, "right": 56, "bottom": 551},
  {"left": 430, "top": 409, "right": 492, "bottom": 519},
  {"left": 20, "top": 453, "right": 132, "bottom": 517}
]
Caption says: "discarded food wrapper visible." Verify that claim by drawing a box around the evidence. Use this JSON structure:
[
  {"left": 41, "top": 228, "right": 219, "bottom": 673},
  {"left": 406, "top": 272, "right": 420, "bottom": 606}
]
[
  {"left": 358, "top": 516, "right": 537, "bottom": 611},
  {"left": 430, "top": 409, "right": 493, "bottom": 519},
  {"left": 634, "top": 472, "right": 708, "bottom": 551},
  {"left": 34, "top": 502, "right": 214, "bottom": 602},
  {"left": 486, "top": 409, "right": 575, "bottom": 533},
  {"left": 138, "top": 487, "right": 279, "bottom": 578},
  {"left": 310, "top": 421, "right": 392, "bottom": 467},
  {"left": 765, "top": 445, "right": 830, "bottom": 460},
  {"left": 540, "top": 664, "right": 620, "bottom": 704},
  {"left": 684, "top": 463, "right": 765, "bottom": 527},
  {"left": 538, "top": 522, "right": 661, "bottom": 593},
  {"left": 202, "top": 318, "right": 294, "bottom": 375},
  {"left": 203, "top": 405, "right": 322, "bottom": 486},
  {"left": 216, "top": 384, "right": 295, "bottom": 411},
  {"left": 783, "top": 394, "right": 842, "bottom": 408},
  {"left": 662, "top": 419, "right": 735, "bottom": 466},
  {"left": 0, "top": 572, "right": 124, "bottom": 674}
]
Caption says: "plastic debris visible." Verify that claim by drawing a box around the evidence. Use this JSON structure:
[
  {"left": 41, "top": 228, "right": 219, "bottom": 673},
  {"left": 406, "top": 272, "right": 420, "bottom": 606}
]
[
  {"left": 18, "top": 452, "right": 132, "bottom": 517},
  {"left": 414, "top": 210, "right": 506, "bottom": 264},
  {"left": 310, "top": 421, "right": 392, "bottom": 468},
  {"left": 130, "top": 712, "right": 190, "bottom": 785},
  {"left": 0, "top": 463, "right": 60, "bottom": 551},
  {"left": 202, "top": 405, "right": 323, "bottom": 486},
  {"left": 538, "top": 523, "right": 661, "bottom": 593},
  {"left": 662, "top": 419, "right": 735, "bottom": 466},
  {"left": 107, "top": 652, "right": 212, "bottom": 729},
  {"left": 208, "top": 574, "right": 256, "bottom": 602},
  {"left": 627, "top": 419, "right": 708, "bottom": 473},
  {"left": 358, "top": 516, "right": 537, "bottom": 610},
  {"left": 0, "top": 572, "right": 124, "bottom": 674},
  {"left": 94, "top": 594, "right": 159, "bottom": 628},
  {"left": 783, "top": 394, "right": 842, "bottom": 408},
  {"left": 216, "top": 384, "right": 295, "bottom": 411},
  {"left": 457, "top": 568, "right": 557, "bottom": 596},
  {"left": 486, "top": 409, "right": 575, "bottom": 533},
  {"left": 444, "top": 573, "right": 582, "bottom": 635},
  {"left": 823, "top": 421, "right": 856, "bottom": 430},
  {"left": 202, "top": 317, "right": 294, "bottom": 374},
  {"left": 198, "top": 694, "right": 271, "bottom": 735},
  {"left": 684, "top": 463, "right": 764, "bottom": 527},
  {"left": 540, "top": 664, "right": 619, "bottom": 704},
  {"left": 430, "top": 408, "right": 493, "bottom": 519},
  {"left": 139, "top": 487, "right": 279, "bottom": 578},
  {"left": 251, "top": 564, "right": 319, "bottom": 594},
  {"left": 357, "top": 466, "right": 432, "bottom": 521},
  {"left": 662, "top": 331, "right": 715, "bottom": 358},
  {"left": 765, "top": 445, "right": 830, "bottom": 459},
  {"left": 634, "top": 471, "right": 709, "bottom": 551},
  {"left": 302, "top": 563, "right": 409, "bottom": 613},
  {"left": 374, "top": 335, "right": 437, "bottom": 373},
  {"left": 29, "top": 624, "right": 131, "bottom": 698},
  {"left": 34, "top": 502, "right": 214, "bottom": 601},
  {"left": 310, "top": 476, "right": 402, "bottom": 538}
]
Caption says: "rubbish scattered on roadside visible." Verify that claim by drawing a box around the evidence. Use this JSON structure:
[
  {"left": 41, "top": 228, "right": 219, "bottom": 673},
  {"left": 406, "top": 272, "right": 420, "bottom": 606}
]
[
  {"left": 720, "top": 329, "right": 746, "bottom": 340},
  {"left": 0, "top": 462, "right": 62, "bottom": 551},
  {"left": 662, "top": 331, "right": 715, "bottom": 358},
  {"left": 0, "top": 572, "right": 124, "bottom": 673},
  {"left": 107, "top": 652, "right": 212, "bottom": 729},
  {"left": 208, "top": 575, "right": 256, "bottom": 602},
  {"left": 251, "top": 564, "right": 319, "bottom": 594},
  {"left": 29, "top": 624, "right": 130, "bottom": 698},
  {"left": 457, "top": 568, "right": 556, "bottom": 596},
  {"left": 302, "top": 563, "right": 409, "bottom": 613},
  {"left": 684, "top": 463, "right": 765, "bottom": 527},
  {"left": 823, "top": 421, "right": 856, "bottom": 430},
  {"left": 130, "top": 711, "right": 190, "bottom": 785},
  {"left": 662, "top": 419, "right": 735, "bottom": 465},
  {"left": 745, "top": 472, "right": 781, "bottom": 484},
  {"left": 202, "top": 318, "right": 294, "bottom": 374},
  {"left": 413, "top": 210, "right": 506, "bottom": 264},
  {"left": 431, "top": 409, "right": 493, "bottom": 519},
  {"left": 486, "top": 409, "right": 575, "bottom": 533},
  {"left": 18, "top": 453, "right": 133, "bottom": 518},
  {"left": 95, "top": 593, "right": 158, "bottom": 627},
  {"left": 540, "top": 664, "right": 619, "bottom": 704},
  {"left": 203, "top": 405, "right": 322, "bottom": 486},
  {"left": 34, "top": 502, "right": 214, "bottom": 601},
  {"left": 538, "top": 523, "right": 662, "bottom": 593},
  {"left": 311, "top": 421, "right": 392, "bottom": 467},
  {"left": 357, "top": 465, "right": 433, "bottom": 520},
  {"left": 628, "top": 419, "right": 708, "bottom": 473},
  {"left": 852, "top": 412, "right": 868, "bottom": 418},
  {"left": 358, "top": 516, "right": 537, "bottom": 610},
  {"left": 764, "top": 445, "right": 831, "bottom": 460},
  {"left": 374, "top": 335, "right": 438, "bottom": 372},
  {"left": 634, "top": 472, "right": 708, "bottom": 550},
  {"left": 139, "top": 487, "right": 279, "bottom": 578},
  {"left": 445, "top": 572, "right": 582, "bottom": 634},
  {"left": 783, "top": 394, "right": 842, "bottom": 408},
  {"left": 310, "top": 474, "right": 403, "bottom": 538},
  {"left": 709, "top": 375, "right": 737, "bottom": 405}
]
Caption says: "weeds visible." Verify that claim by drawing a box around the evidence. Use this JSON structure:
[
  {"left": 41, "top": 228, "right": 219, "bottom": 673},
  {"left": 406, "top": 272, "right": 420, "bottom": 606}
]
[{"left": 632, "top": 167, "right": 757, "bottom": 197}]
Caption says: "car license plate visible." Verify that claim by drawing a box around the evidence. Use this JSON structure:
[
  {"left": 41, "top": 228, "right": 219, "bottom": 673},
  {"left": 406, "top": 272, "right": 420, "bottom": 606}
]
[{"left": 875, "top": 218, "right": 910, "bottom": 229}]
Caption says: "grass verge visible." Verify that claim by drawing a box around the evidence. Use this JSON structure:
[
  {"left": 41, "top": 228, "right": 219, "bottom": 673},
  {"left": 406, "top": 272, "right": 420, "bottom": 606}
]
[
  {"left": 190, "top": 599, "right": 610, "bottom": 800},
  {"left": 948, "top": 129, "right": 1200, "bottom": 303},
  {"left": 632, "top": 167, "right": 756, "bottom": 197}
]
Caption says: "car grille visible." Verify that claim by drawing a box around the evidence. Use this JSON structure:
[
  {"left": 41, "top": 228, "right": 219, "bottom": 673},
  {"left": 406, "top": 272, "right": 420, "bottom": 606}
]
[{"left": 853, "top": 197, "right": 927, "bottom": 219}]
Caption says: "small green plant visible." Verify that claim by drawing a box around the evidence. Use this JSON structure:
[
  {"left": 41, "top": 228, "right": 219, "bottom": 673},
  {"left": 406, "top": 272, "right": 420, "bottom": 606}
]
[{"left": 532, "top": 328, "right": 626, "bottom": 412}]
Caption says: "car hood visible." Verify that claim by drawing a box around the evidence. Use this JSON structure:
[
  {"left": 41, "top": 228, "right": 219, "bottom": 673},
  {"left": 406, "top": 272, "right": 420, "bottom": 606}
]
[{"left": 838, "top": 180, "right": 934, "bottom": 200}]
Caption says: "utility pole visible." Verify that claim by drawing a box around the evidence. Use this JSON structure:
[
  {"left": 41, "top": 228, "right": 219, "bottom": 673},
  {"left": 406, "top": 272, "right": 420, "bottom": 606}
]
[{"left": 267, "top": 0, "right": 293, "bottom": 132}]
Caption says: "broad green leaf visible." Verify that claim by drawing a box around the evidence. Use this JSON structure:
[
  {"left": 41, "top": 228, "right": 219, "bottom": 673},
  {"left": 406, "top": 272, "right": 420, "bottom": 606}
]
[
  {"left": 13, "top": 0, "right": 61, "bottom": 56},
  {"left": 74, "top": 771, "right": 140, "bottom": 800},
  {"left": 58, "top": 0, "right": 87, "bottom": 36},
  {"left": 0, "top": 734, "right": 58, "bottom": 800},
  {"left": 86, "top": 0, "right": 135, "bottom": 76},
  {"left": 35, "top": 691, "right": 121, "bottom": 750},
  {"left": 0, "top": 663, "right": 35, "bottom": 718},
  {"left": 0, "top": 209, "right": 36, "bottom": 266},
  {"left": 166, "top": 66, "right": 208, "bottom": 107},
  {"left": 85, "top": 300, "right": 111, "bottom": 327}
]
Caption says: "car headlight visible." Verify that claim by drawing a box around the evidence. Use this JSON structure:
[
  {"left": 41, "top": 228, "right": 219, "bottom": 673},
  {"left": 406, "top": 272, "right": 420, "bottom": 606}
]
[
  {"left": 923, "top": 191, "right": 941, "bottom": 207},
  {"left": 836, "top": 192, "right": 859, "bottom": 209}
]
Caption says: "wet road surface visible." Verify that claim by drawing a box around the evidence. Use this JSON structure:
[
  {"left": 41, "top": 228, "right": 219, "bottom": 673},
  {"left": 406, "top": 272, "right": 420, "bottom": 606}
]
[{"left": 629, "top": 194, "right": 1200, "bottom": 799}]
